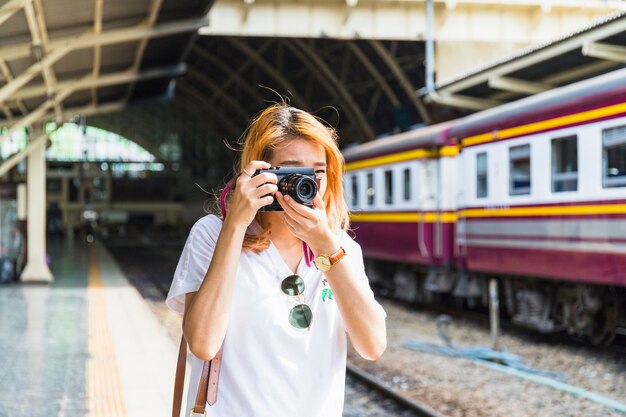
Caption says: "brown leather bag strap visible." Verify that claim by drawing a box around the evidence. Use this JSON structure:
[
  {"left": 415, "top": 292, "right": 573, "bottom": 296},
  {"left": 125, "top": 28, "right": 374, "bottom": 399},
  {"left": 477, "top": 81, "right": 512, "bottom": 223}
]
[
  {"left": 172, "top": 336, "right": 223, "bottom": 417},
  {"left": 172, "top": 337, "right": 189, "bottom": 417},
  {"left": 207, "top": 344, "right": 223, "bottom": 406},
  {"left": 192, "top": 358, "right": 211, "bottom": 413}
]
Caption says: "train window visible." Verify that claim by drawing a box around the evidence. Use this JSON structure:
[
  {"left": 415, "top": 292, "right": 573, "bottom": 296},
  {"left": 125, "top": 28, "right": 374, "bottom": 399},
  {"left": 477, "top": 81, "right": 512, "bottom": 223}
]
[
  {"left": 403, "top": 168, "right": 411, "bottom": 201},
  {"left": 384, "top": 170, "right": 393, "bottom": 205},
  {"left": 509, "top": 144, "right": 531, "bottom": 195},
  {"left": 366, "top": 172, "right": 375, "bottom": 206},
  {"left": 350, "top": 175, "right": 358, "bottom": 208},
  {"left": 603, "top": 126, "right": 626, "bottom": 188},
  {"left": 551, "top": 136, "right": 578, "bottom": 192},
  {"left": 476, "top": 152, "right": 488, "bottom": 198}
]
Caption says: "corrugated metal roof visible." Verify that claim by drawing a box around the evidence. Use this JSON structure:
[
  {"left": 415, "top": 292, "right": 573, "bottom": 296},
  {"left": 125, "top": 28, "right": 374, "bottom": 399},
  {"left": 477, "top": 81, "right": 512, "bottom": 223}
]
[
  {"left": 419, "top": 11, "right": 626, "bottom": 122},
  {"left": 436, "top": 11, "right": 626, "bottom": 91}
]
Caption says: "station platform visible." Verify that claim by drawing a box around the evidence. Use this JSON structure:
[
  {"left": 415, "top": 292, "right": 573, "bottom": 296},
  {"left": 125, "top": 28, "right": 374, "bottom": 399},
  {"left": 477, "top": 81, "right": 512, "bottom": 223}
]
[{"left": 0, "top": 238, "right": 183, "bottom": 417}]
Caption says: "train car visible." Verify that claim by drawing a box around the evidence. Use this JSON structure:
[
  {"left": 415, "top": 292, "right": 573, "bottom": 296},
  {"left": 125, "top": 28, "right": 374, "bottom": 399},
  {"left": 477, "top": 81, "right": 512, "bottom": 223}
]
[
  {"left": 453, "top": 68, "right": 626, "bottom": 344},
  {"left": 343, "top": 122, "right": 461, "bottom": 301},
  {"left": 345, "top": 67, "right": 626, "bottom": 344}
]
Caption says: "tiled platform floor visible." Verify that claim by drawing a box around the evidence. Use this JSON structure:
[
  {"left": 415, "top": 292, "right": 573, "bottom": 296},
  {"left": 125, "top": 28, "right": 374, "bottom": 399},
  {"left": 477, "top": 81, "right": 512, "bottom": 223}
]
[{"left": 0, "top": 237, "right": 180, "bottom": 417}]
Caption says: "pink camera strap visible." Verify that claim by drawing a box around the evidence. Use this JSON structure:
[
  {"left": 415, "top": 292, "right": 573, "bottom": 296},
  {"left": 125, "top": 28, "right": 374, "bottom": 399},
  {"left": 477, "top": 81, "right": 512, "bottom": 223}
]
[{"left": 220, "top": 178, "right": 315, "bottom": 267}]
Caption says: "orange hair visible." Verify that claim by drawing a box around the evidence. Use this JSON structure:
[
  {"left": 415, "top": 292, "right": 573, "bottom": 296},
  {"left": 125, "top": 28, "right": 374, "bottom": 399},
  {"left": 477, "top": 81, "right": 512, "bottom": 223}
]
[{"left": 232, "top": 103, "right": 350, "bottom": 253}]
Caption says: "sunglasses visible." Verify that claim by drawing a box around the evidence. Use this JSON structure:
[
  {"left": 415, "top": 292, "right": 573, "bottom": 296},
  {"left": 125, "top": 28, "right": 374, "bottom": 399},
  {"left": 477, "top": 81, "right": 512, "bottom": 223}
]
[{"left": 281, "top": 274, "right": 313, "bottom": 329}]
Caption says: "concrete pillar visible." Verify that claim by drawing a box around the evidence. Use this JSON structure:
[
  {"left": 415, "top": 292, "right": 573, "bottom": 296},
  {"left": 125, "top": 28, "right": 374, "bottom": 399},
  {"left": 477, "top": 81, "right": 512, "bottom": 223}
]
[{"left": 21, "top": 133, "right": 53, "bottom": 282}]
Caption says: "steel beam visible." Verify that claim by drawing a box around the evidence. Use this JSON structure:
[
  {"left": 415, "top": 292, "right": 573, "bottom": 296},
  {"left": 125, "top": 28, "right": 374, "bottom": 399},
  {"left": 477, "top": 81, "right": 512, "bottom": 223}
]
[
  {"left": 124, "top": 0, "right": 164, "bottom": 102},
  {"left": 62, "top": 100, "right": 127, "bottom": 120},
  {"left": 191, "top": 45, "right": 265, "bottom": 105},
  {"left": 543, "top": 60, "right": 619, "bottom": 85},
  {"left": 0, "top": 16, "right": 210, "bottom": 61},
  {"left": 1, "top": 65, "right": 184, "bottom": 145},
  {"left": 186, "top": 68, "right": 250, "bottom": 122},
  {"left": 488, "top": 75, "right": 552, "bottom": 95},
  {"left": 10, "top": 64, "right": 186, "bottom": 102},
  {"left": 91, "top": 0, "right": 104, "bottom": 104},
  {"left": 0, "top": 0, "right": 24, "bottom": 26},
  {"left": 203, "top": 39, "right": 274, "bottom": 108},
  {"left": 285, "top": 38, "right": 374, "bottom": 141},
  {"left": 425, "top": 91, "right": 502, "bottom": 111},
  {"left": 227, "top": 38, "right": 311, "bottom": 110},
  {"left": 177, "top": 82, "right": 242, "bottom": 138},
  {"left": 0, "top": 16, "right": 209, "bottom": 106},
  {"left": 25, "top": 0, "right": 63, "bottom": 121},
  {"left": 347, "top": 41, "right": 400, "bottom": 108},
  {"left": 0, "top": 59, "right": 28, "bottom": 115},
  {"left": 369, "top": 39, "right": 431, "bottom": 124},
  {"left": 582, "top": 41, "right": 626, "bottom": 63}
]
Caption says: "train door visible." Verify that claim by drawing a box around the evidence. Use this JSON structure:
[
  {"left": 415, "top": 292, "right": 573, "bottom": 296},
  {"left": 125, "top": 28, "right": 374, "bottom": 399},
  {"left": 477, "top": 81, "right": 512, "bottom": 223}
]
[
  {"left": 423, "top": 149, "right": 459, "bottom": 294},
  {"left": 439, "top": 150, "right": 458, "bottom": 267},
  {"left": 416, "top": 157, "right": 437, "bottom": 265}
]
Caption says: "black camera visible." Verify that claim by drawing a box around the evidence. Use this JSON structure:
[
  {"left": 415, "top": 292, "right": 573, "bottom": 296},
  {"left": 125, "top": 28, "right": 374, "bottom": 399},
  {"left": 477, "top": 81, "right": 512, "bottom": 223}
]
[{"left": 253, "top": 166, "right": 318, "bottom": 211}]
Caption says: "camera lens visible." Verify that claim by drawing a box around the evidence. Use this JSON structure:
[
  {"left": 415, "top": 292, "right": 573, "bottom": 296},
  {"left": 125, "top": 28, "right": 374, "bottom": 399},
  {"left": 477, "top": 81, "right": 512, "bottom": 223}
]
[
  {"left": 298, "top": 181, "right": 313, "bottom": 198},
  {"left": 279, "top": 174, "right": 317, "bottom": 204}
]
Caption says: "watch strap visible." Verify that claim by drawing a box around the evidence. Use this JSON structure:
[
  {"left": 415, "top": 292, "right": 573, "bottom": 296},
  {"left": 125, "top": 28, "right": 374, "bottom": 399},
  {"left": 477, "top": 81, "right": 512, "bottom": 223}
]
[{"left": 328, "top": 246, "right": 346, "bottom": 265}]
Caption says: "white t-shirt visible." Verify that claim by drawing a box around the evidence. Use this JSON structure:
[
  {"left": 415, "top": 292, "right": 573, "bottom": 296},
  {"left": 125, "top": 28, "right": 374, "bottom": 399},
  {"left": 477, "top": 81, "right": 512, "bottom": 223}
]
[{"left": 166, "top": 214, "right": 377, "bottom": 417}]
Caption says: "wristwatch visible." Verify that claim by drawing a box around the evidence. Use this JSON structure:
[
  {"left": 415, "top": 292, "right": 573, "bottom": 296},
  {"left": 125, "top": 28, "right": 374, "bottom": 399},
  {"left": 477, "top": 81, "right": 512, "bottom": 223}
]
[{"left": 314, "top": 246, "right": 346, "bottom": 272}]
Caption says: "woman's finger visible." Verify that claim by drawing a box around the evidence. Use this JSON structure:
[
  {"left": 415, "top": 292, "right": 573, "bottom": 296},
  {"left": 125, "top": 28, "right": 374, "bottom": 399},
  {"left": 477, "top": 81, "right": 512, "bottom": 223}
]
[
  {"left": 312, "top": 193, "right": 325, "bottom": 210},
  {"left": 276, "top": 193, "right": 306, "bottom": 225},
  {"left": 242, "top": 160, "right": 271, "bottom": 177},
  {"left": 282, "top": 194, "right": 316, "bottom": 218},
  {"left": 249, "top": 172, "right": 278, "bottom": 188},
  {"left": 237, "top": 160, "right": 271, "bottom": 186},
  {"left": 257, "top": 194, "right": 275, "bottom": 209},
  {"left": 253, "top": 183, "right": 278, "bottom": 198}
]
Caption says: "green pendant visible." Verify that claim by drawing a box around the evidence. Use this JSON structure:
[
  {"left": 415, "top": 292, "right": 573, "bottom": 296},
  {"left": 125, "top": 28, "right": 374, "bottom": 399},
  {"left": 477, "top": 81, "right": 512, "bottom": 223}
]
[{"left": 321, "top": 288, "right": 333, "bottom": 302}]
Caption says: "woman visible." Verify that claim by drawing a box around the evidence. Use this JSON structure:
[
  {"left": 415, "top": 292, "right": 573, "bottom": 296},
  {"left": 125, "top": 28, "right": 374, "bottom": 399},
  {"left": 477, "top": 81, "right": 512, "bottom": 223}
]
[{"left": 167, "top": 103, "right": 387, "bottom": 417}]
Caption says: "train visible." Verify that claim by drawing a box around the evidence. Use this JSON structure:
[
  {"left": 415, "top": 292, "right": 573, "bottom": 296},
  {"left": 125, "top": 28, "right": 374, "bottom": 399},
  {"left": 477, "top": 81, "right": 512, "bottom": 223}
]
[{"left": 343, "top": 67, "right": 626, "bottom": 345}]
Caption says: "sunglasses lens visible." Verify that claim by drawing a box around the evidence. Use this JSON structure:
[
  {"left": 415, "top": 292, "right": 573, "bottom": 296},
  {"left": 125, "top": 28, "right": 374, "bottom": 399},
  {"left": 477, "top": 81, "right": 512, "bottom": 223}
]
[
  {"left": 288, "top": 304, "right": 313, "bottom": 329},
  {"left": 281, "top": 274, "right": 304, "bottom": 296}
]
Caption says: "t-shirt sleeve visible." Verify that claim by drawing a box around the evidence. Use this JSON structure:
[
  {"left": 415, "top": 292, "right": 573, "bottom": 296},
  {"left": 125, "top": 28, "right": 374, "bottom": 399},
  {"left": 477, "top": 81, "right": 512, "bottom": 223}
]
[
  {"left": 166, "top": 215, "right": 223, "bottom": 314},
  {"left": 339, "top": 231, "right": 386, "bottom": 318}
]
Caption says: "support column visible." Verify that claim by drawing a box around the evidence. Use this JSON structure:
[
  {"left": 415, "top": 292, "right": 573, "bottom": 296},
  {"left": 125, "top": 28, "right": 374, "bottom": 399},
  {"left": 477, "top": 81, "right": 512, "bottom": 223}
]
[{"left": 21, "top": 128, "right": 53, "bottom": 282}]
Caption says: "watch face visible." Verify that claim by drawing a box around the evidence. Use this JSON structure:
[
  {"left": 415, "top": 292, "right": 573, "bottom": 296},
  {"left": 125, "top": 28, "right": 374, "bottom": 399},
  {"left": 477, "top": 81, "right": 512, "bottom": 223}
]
[{"left": 315, "top": 256, "right": 331, "bottom": 271}]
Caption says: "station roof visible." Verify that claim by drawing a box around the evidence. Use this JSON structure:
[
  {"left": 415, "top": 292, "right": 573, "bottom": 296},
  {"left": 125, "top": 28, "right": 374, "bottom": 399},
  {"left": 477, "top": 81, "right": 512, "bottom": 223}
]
[
  {"left": 87, "top": 35, "right": 430, "bottom": 176},
  {"left": 419, "top": 11, "right": 626, "bottom": 121},
  {"left": 0, "top": 0, "right": 213, "bottom": 129},
  {"left": 5, "top": 2, "right": 626, "bottom": 186}
]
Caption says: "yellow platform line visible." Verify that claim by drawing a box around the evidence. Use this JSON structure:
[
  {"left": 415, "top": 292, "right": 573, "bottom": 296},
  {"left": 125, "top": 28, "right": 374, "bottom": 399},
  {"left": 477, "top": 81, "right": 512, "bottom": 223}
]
[{"left": 86, "top": 245, "right": 128, "bottom": 417}]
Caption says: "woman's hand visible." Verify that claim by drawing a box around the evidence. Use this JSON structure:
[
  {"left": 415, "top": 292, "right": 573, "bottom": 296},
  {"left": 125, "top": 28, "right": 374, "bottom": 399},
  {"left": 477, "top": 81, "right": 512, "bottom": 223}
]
[
  {"left": 276, "top": 192, "right": 337, "bottom": 254},
  {"left": 225, "top": 161, "right": 277, "bottom": 230}
]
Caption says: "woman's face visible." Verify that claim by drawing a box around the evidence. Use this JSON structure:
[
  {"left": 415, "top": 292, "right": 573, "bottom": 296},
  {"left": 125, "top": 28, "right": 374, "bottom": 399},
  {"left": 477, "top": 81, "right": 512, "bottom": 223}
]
[{"left": 267, "top": 137, "right": 328, "bottom": 198}]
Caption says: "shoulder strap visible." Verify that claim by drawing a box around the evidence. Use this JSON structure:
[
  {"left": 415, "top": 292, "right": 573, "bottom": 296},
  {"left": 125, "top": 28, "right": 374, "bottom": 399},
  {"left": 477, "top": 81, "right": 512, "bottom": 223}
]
[{"left": 172, "top": 336, "right": 224, "bottom": 417}]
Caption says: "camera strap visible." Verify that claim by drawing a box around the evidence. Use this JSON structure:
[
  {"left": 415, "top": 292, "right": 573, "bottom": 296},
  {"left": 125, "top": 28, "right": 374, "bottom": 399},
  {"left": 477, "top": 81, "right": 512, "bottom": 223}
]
[{"left": 220, "top": 178, "right": 315, "bottom": 267}]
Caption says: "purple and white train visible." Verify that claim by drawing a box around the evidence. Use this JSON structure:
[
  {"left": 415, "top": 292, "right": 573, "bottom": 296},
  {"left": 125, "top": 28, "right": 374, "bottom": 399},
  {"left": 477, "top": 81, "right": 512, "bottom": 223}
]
[{"left": 343, "top": 68, "right": 626, "bottom": 345}]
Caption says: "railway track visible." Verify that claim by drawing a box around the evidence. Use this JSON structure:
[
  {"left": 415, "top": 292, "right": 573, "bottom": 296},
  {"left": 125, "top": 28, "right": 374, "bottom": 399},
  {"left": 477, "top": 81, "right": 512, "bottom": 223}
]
[{"left": 346, "top": 364, "right": 444, "bottom": 417}]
